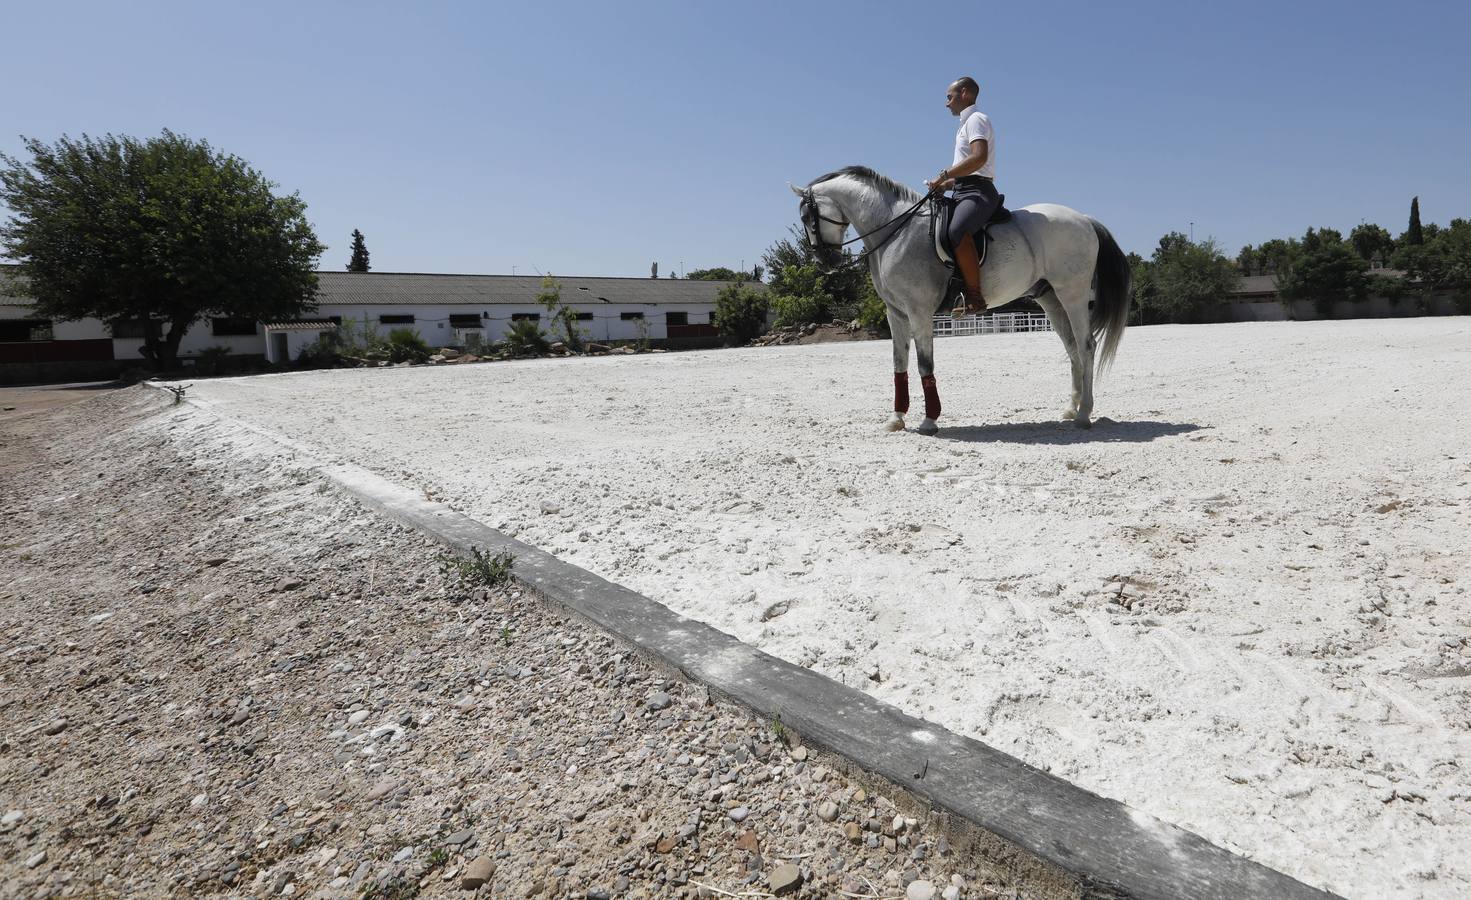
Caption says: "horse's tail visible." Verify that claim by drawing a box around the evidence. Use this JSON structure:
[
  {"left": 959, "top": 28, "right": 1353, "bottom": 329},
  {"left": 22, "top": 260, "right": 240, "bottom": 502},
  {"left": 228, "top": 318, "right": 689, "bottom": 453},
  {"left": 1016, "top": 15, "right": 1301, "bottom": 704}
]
[{"left": 1089, "top": 219, "right": 1130, "bottom": 376}]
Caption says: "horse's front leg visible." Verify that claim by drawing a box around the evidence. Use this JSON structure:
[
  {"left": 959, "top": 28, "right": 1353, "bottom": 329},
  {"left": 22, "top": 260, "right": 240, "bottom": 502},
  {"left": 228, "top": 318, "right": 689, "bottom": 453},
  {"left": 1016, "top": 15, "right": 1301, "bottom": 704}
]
[
  {"left": 885, "top": 307, "right": 911, "bottom": 432},
  {"left": 913, "top": 315, "right": 941, "bottom": 436}
]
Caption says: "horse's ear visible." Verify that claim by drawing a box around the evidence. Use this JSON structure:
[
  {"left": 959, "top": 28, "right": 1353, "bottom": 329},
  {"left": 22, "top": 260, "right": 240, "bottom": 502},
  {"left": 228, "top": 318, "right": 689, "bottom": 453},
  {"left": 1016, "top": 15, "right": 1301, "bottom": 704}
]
[{"left": 788, "top": 182, "right": 806, "bottom": 197}]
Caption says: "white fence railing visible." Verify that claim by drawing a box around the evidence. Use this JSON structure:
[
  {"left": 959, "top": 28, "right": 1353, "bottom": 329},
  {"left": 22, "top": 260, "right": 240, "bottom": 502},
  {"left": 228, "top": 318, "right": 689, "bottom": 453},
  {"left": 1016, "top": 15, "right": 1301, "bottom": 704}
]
[{"left": 932, "top": 311, "right": 1053, "bottom": 337}]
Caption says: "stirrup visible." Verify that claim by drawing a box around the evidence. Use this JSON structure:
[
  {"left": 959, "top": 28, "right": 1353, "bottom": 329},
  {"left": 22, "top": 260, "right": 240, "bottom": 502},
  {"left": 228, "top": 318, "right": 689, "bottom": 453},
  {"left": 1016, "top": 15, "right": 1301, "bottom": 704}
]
[{"left": 950, "top": 292, "right": 987, "bottom": 318}]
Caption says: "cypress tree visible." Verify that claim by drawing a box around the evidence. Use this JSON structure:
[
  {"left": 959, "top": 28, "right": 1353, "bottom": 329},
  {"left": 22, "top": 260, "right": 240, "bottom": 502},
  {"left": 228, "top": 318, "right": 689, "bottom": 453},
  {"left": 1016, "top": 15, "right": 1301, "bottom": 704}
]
[
  {"left": 1407, "top": 197, "right": 1424, "bottom": 246},
  {"left": 347, "top": 229, "right": 371, "bottom": 272}
]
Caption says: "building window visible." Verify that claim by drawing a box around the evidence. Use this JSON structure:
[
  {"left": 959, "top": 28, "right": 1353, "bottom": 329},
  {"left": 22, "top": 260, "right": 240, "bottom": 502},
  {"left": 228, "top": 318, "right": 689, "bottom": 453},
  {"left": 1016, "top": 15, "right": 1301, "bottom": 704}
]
[
  {"left": 379, "top": 314, "right": 415, "bottom": 325},
  {"left": 510, "top": 313, "right": 541, "bottom": 322},
  {"left": 620, "top": 312, "right": 645, "bottom": 321},
  {"left": 211, "top": 317, "right": 258, "bottom": 336},
  {"left": 575, "top": 312, "right": 594, "bottom": 321},
  {"left": 449, "top": 314, "right": 481, "bottom": 328},
  {"left": 109, "top": 318, "right": 162, "bottom": 339},
  {"left": 0, "top": 319, "right": 52, "bottom": 342},
  {"left": 665, "top": 311, "right": 688, "bottom": 327}
]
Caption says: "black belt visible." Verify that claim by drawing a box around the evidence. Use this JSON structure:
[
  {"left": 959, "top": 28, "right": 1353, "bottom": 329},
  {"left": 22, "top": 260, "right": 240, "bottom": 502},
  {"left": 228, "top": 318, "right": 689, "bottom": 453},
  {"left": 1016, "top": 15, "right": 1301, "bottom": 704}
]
[{"left": 955, "top": 175, "right": 992, "bottom": 186}]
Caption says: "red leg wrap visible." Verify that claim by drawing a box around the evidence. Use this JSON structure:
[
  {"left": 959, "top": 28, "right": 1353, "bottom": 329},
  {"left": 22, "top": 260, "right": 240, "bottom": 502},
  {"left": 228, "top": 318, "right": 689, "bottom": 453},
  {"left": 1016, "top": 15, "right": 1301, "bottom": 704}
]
[
  {"left": 894, "top": 371, "right": 910, "bottom": 414},
  {"left": 921, "top": 374, "right": 941, "bottom": 421}
]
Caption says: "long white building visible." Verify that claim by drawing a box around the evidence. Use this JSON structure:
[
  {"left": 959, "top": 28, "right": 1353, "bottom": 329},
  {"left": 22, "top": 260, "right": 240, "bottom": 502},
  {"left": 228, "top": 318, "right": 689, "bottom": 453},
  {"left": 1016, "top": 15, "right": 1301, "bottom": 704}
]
[{"left": 0, "top": 268, "right": 761, "bottom": 380}]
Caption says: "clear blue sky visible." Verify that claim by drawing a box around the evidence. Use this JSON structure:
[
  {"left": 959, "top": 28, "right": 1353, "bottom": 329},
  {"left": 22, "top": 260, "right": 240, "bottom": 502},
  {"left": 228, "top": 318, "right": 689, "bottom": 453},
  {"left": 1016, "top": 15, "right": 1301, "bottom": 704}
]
[{"left": 2, "top": 0, "right": 1467, "bottom": 276}]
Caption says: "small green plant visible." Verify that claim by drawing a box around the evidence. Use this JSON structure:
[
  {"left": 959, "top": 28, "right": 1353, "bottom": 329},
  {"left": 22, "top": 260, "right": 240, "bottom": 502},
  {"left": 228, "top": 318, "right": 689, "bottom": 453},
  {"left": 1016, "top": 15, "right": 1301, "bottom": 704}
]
[
  {"left": 427, "top": 847, "right": 449, "bottom": 868},
  {"left": 439, "top": 546, "right": 515, "bottom": 588},
  {"left": 772, "top": 713, "right": 788, "bottom": 745},
  {"left": 500, "top": 626, "right": 512, "bottom": 646}
]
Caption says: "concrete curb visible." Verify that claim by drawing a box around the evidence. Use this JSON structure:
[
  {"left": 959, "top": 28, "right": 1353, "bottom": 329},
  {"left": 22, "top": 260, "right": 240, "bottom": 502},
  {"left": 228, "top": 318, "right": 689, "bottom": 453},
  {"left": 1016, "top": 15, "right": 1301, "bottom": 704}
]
[{"left": 164, "top": 387, "right": 1339, "bottom": 900}]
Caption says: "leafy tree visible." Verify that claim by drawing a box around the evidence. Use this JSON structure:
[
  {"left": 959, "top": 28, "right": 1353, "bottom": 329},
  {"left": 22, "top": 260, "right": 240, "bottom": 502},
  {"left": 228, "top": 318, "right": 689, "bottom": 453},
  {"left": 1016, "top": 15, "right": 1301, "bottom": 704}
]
[
  {"left": 1236, "top": 244, "right": 1260, "bottom": 275},
  {"left": 712, "top": 282, "right": 769, "bottom": 344},
  {"left": 347, "top": 229, "right": 371, "bottom": 272},
  {"left": 685, "top": 267, "right": 746, "bottom": 282},
  {"left": 0, "top": 131, "right": 324, "bottom": 370},
  {"left": 768, "top": 263, "right": 832, "bottom": 325},
  {"left": 1278, "top": 227, "right": 1368, "bottom": 317},
  {"left": 536, "top": 274, "right": 582, "bottom": 350},
  {"left": 762, "top": 223, "right": 869, "bottom": 318},
  {"left": 1407, "top": 196, "right": 1424, "bottom": 246},
  {"left": 1256, "top": 237, "right": 1302, "bottom": 276},
  {"left": 855, "top": 282, "right": 889, "bottom": 334},
  {"left": 1131, "top": 232, "right": 1237, "bottom": 324},
  {"left": 1348, "top": 223, "right": 1394, "bottom": 266}
]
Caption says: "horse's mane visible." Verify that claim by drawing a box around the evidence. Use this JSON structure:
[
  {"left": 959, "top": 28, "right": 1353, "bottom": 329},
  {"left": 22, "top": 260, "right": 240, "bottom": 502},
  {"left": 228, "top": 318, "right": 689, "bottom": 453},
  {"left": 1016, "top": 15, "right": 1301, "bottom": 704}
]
[{"left": 808, "top": 166, "right": 920, "bottom": 203}]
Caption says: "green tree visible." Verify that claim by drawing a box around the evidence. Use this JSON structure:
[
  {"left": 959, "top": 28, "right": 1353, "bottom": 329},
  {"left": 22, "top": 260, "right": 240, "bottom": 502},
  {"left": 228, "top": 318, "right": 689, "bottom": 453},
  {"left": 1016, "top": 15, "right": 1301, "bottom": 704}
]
[
  {"left": 761, "top": 223, "right": 870, "bottom": 319},
  {"left": 1256, "top": 237, "right": 1302, "bottom": 276},
  {"left": 712, "top": 282, "right": 769, "bottom": 344},
  {"left": 1348, "top": 223, "right": 1394, "bottom": 266},
  {"left": 1236, "top": 244, "right": 1260, "bottom": 275},
  {"left": 1278, "top": 227, "right": 1368, "bottom": 317},
  {"left": 685, "top": 267, "right": 746, "bottom": 282},
  {"left": 347, "top": 228, "right": 370, "bottom": 272},
  {"left": 1132, "top": 232, "right": 1237, "bottom": 324},
  {"left": 1407, "top": 196, "right": 1424, "bottom": 246},
  {"left": 536, "top": 274, "right": 581, "bottom": 350},
  {"left": 0, "top": 131, "right": 324, "bottom": 370}
]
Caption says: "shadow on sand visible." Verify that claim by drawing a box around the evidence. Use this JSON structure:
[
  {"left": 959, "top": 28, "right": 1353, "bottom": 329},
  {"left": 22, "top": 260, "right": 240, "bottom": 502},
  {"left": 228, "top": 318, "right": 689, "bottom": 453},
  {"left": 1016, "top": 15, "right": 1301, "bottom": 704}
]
[{"left": 936, "top": 417, "right": 1203, "bottom": 445}]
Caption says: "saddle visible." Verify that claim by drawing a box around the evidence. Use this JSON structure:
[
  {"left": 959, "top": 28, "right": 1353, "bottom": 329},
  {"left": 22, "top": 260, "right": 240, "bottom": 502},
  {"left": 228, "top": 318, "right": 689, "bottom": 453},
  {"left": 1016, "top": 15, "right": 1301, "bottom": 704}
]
[{"left": 932, "top": 194, "right": 1013, "bottom": 267}]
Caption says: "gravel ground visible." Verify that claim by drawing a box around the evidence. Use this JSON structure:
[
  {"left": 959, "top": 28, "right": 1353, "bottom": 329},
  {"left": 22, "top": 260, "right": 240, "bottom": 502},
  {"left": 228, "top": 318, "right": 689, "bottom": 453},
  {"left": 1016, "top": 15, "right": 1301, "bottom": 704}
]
[
  {"left": 172, "top": 318, "right": 1471, "bottom": 898},
  {"left": 0, "top": 388, "right": 1017, "bottom": 899}
]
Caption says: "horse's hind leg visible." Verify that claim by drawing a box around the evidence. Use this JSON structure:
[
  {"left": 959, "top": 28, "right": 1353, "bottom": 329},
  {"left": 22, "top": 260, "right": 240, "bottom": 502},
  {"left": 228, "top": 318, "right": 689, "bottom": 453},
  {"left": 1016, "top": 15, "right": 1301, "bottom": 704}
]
[
  {"left": 885, "top": 307, "right": 911, "bottom": 432},
  {"left": 912, "top": 313, "right": 941, "bottom": 436},
  {"left": 1055, "top": 279, "right": 1097, "bottom": 427},
  {"left": 1035, "top": 286, "right": 1084, "bottom": 421}
]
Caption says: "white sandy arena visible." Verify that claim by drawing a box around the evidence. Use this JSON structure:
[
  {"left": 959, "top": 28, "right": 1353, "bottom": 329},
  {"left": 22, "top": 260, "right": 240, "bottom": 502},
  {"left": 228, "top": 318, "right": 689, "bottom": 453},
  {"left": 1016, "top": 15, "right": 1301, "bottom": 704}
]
[{"left": 178, "top": 319, "right": 1471, "bottom": 898}]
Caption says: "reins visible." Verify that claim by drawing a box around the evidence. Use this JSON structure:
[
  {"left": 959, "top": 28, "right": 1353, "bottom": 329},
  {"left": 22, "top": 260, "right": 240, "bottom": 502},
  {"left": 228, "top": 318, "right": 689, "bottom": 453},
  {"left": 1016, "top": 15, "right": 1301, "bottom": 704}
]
[{"left": 801, "top": 186, "right": 937, "bottom": 273}]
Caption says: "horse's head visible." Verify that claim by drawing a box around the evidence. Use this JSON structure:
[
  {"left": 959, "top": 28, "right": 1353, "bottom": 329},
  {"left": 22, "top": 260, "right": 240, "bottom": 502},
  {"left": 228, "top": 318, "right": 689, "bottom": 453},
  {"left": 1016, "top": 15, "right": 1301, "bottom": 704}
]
[{"left": 790, "top": 182, "right": 848, "bottom": 274}]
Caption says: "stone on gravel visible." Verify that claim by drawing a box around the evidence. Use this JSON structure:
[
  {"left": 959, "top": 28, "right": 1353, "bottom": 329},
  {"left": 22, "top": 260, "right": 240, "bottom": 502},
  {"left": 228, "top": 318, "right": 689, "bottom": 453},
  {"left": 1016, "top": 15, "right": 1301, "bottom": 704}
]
[
  {"left": 460, "top": 855, "right": 496, "bottom": 890},
  {"left": 1, "top": 810, "right": 23, "bottom": 830},
  {"left": 445, "top": 828, "right": 475, "bottom": 846},
  {"left": 42, "top": 718, "right": 68, "bottom": 735},
  {"left": 365, "top": 777, "right": 400, "bottom": 801},
  {"left": 816, "top": 801, "right": 838, "bottom": 821},
  {"left": 906, "top": 880, "right": 937, "bottom": 900},
  {"left": 728, "top": 806, "right": 750, "bottom": 822},
  {"left": 942, "top": 887, "right": 960, "bottom": 900},
  {"left": 769, "top": 863, "right": 802, "bottom": 895},
  {"left": 348, "top": 710, "right": 370, "bottom": 725},
  {"left": 25, "top": 850, "right": 47, "bottom": 868},
  {"left": 646, "top": 691, "right": 672, "bottom": 711},
  {"left": 734, "top": 830, "right": 758, "bottom": 852}
]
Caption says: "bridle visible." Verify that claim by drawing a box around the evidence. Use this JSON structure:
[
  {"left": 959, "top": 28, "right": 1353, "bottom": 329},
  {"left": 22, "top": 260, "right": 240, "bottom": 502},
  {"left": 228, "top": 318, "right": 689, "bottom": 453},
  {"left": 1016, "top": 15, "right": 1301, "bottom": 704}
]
[{"left": 799, "top": 185, "right": 936, "bottom": 273}]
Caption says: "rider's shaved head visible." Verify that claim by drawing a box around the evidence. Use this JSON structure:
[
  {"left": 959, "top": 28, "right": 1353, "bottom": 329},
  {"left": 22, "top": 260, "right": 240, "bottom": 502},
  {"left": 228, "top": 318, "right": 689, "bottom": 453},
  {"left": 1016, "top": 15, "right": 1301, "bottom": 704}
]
[{"left": 950, "top": 77, "right": 979, "bottom": 98}]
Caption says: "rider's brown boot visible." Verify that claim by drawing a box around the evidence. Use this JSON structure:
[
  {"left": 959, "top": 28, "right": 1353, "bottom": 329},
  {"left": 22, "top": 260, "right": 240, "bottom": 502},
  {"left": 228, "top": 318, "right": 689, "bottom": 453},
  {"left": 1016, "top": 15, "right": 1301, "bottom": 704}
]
[{"left": 953, "top": 239, "right": 987, "bottom": 316}]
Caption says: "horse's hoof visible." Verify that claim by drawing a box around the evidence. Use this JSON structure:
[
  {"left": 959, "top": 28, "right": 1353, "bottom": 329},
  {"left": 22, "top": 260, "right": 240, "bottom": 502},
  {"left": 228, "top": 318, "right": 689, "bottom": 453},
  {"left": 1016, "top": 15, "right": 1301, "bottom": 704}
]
[
  {"left": 1073, "top": 416, "right": 1092, "bottom": 430},
  {"left": 884, "top": 416, "right": 905, "bottom": 432},
  {"left": 916, "top": 419, "right": 939, "bottom": 436},
  {"left": 1060, "top": 408, "right": 1077, "bottom": 421}
]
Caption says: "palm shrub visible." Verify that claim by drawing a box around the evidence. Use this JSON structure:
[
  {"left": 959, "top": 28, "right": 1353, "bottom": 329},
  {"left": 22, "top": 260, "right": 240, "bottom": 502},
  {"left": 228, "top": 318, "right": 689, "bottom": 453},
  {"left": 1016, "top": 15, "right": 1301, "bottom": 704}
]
[
  {"left": 385, "top": 328, "right": 430, "bottom": 363},
  {"left": 503, "top": 318, "right": 549, "bottom": 357}
]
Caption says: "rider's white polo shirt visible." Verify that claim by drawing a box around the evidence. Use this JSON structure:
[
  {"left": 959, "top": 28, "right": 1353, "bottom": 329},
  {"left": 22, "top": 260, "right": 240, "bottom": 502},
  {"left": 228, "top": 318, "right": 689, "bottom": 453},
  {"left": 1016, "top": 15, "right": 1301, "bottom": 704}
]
[{"left": 953, "top": 104, "right": 996, "bottom": 179}]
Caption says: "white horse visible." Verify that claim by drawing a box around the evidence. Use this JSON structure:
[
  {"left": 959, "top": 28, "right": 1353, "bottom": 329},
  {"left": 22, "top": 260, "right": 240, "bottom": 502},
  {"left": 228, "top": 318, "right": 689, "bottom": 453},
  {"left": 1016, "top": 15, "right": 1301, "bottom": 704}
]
[{"left": 792, "top": 167, "right": 1129, "bottom": 434}]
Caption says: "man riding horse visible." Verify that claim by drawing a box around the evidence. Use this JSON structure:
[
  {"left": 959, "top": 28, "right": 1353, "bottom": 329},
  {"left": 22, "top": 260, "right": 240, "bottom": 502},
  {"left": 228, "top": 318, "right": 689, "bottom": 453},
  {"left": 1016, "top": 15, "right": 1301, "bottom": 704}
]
[{"left": 925, "top": 76, "right": 1000, "bottom": 317}]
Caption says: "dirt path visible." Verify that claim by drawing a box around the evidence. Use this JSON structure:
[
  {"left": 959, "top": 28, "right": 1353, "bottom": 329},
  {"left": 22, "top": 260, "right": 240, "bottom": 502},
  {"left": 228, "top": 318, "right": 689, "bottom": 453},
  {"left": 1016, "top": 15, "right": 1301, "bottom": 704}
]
[{"left": 0, "top": 389, "right": 1012, "bottom": 899}]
